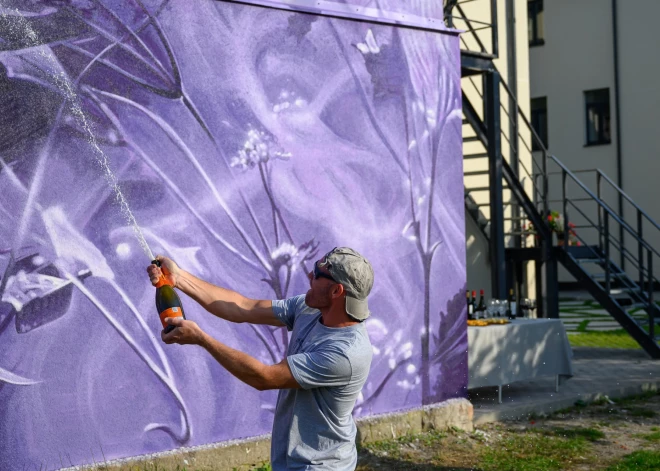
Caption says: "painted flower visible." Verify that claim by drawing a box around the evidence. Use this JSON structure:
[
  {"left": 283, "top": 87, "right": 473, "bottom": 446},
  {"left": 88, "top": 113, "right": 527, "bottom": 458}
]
[
  {"left": 230, "top": 129, "right": 291, "bottom": 170},
  {"left": 270, "top": 240, "right": 319, "bottom": 273}
]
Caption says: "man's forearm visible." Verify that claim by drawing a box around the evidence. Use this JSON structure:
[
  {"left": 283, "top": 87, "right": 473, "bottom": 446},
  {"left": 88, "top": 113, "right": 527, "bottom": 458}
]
[
  {"left": 199, "top": 332, "right": 269, "bottom": 390},
  {"left": 176, "top": 270, "right": 247, "bottom": 322}
]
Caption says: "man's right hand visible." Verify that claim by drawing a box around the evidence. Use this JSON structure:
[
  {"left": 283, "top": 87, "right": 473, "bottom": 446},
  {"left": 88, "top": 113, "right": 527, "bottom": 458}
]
[{"left": 147, "top": 255, "right": 181, "bottom": 288}]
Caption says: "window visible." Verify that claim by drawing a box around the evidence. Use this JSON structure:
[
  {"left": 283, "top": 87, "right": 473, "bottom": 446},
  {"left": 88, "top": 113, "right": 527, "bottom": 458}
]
[
  {"left": 528, "top": 0, "right": 544, "bottom": 46},
  {"left": 531, "top": 97, "right": 548, "bottom": 151},
  {"left": 584, "top": 89, "right": 611, "bottom": 146}
]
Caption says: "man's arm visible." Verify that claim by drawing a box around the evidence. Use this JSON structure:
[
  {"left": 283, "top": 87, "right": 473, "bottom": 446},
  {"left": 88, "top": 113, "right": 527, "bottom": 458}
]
[
  {"left": 177, "top": 269, "right": 282, "bottom": 326},
  {"left": 148, "top": 256, "right": 283, "bottom": 326},
  {"left": 163, "top": 317, "right": 300, "bottom": 391}
]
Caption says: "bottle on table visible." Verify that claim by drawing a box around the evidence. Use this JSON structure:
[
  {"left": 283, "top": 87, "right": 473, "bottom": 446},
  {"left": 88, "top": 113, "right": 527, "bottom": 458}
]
[
  {"left": 506, "top": 288, "right": 515, "bottom": 320},
  {"left": 467, "top": 290, "right": 475, "bottom": 320},
  {"left": 153, "top": 259, "right": 186, "bottom": 334},
  {"left": 476, "top": 289, "right": 487, "bottom": 318}
]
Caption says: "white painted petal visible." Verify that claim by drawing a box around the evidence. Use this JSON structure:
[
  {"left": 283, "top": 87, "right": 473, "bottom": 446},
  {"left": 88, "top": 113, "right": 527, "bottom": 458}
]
[{"left": 365, "top": 29, "right": 380, "bottom": 53}]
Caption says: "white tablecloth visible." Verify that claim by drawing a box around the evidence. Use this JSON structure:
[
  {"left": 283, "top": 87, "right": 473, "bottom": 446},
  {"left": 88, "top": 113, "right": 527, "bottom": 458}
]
[{"left": 468, "top": 319, "right": 574, "bottom": 389}]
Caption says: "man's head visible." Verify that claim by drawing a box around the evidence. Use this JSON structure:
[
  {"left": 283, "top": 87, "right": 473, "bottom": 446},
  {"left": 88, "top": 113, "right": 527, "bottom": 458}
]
[{"left": 305, "top": 247, "right": 374, "bottom": 321}]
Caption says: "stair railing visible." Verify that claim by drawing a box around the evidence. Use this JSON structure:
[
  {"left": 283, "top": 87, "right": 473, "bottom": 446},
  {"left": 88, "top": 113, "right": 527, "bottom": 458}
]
[
  {"left": 445, "top": 0, "right": 498, "bottom": 58},
  {"left": 549, "top": 155, "right": 658, "bottom": 339}
]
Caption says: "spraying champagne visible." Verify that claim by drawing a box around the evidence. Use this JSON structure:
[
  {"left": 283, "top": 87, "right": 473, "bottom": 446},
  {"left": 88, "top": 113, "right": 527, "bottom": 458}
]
[{"left": 152, "top": 259, "right": 186, "bottom": 334}]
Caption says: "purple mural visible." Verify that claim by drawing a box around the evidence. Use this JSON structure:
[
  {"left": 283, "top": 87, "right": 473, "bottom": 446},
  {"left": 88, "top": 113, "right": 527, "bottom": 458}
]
[{"left": 0, "top": 0, "right": 466, "bottom": 468}]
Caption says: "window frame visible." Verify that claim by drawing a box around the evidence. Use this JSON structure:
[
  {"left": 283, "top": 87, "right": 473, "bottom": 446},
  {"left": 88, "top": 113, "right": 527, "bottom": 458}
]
[
  {"left": 530, "top": 96, "right": 548, "bottom": 152},
  {"left": 528, "top": 0, "right": 545, "bottom": 47},
  {"left": 584, "top": 88, "right": 612, "bottom": 147}
]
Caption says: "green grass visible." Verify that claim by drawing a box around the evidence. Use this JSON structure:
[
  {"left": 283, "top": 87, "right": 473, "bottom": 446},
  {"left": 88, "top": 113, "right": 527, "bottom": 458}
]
[
  {"left": 634, "top": 431, "right": 660, "bottom": 442},
  {"left": 626, "top": 407, "right": 656, "bottom": 418},
  {"left": 480, "top": 432, "right": 589, "bottom": 471},
  {"left": 605, "top": 450, "right": 660, "bottom": 471},
  {"left": 611, "top": 390, "right": 659, "bottom": 405},
  {"left": 544, "top": 427, "right": 605, "bottom": 442},
  {"left": 576, "top": 319, "right": 590, "bottom": 332},
  {"left": 360, "top": 429, "right": 447, "bottom": 458},
  {"left": 567, "top": 330, "right": 642, "bottom": 349}
]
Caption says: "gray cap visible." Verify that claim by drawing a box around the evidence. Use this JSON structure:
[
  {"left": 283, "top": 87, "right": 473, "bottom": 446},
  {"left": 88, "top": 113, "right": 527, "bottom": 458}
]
[{"left": 319, "top": 247, "right": 374, "bottom": 320}]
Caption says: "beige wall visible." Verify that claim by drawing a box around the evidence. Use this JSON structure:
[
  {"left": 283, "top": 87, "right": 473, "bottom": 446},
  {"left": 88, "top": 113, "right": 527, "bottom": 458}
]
[
  {"left": 529, "top": 0, "right": 660, "bottom": 281},
  {"left": 462, "top": 0, "right": 535, "bottom": 299},
  {"left": 617, "top": 0, "right": 660, "bottom": 272}
]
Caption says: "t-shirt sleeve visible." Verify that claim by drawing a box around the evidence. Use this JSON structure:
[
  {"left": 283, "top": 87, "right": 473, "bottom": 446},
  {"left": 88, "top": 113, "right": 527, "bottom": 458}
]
[
  {"left": 287, "top": 349, "right": 352, "bottom": 390},
  {"left": 271, "top": 294, "right": 306, "bottom": 331}
]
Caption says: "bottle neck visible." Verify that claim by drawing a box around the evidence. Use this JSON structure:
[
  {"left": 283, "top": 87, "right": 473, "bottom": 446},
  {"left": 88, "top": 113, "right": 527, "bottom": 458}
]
[{"left": 155, "top": 275, "right": 172, "bottom": 288}]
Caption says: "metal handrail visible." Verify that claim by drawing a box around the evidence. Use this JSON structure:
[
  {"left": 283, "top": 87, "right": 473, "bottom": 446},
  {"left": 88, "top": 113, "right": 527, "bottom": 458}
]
[
  {"left": 596, "top": 169, "right": 660, "bottom": 230},
  {"left": 546, "top": 167, "right": 660, "bottom": 261},
  {"left": 552, "top": 155, "right": 659, "bottom": 313},
  {"left": 451, "top": 2, "right": 498, "bottom": 57},
  {"left": 550, "top": 155, "right": 654, "bottom": 253}
]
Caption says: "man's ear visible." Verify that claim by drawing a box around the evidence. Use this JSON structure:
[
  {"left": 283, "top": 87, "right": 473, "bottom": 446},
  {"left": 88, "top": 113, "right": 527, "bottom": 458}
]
[{"left": 331, "top": 283, "right": 345, "bottom": 299}]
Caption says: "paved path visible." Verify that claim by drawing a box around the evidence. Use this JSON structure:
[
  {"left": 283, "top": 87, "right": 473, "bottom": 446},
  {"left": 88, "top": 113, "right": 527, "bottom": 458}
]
[{"left": 469, "top": 347, "right": 660, "bottom": 424}]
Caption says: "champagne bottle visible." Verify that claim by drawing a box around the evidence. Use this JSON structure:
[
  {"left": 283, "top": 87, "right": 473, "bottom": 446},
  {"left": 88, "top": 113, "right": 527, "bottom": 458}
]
[
  {"left": 506, "top": 288, "right": 514, "bottom": 320},
  {"left": 476, "top": 289, "right": 486, "bottom": 318},
  {"left": 466, "top": 290, "right": 475, "bottom": 320},
  {"left": 153, "top": 259, "right": 186, "bottom": 334}
]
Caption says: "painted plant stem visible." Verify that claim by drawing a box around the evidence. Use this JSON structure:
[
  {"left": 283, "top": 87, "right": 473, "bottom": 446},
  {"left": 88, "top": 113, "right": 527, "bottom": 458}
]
[
  {"left": 83, "top": 88, "right": 261, "bottom": 271},
  {"left": 67, "top": 273, "right": 191, "bottom": 444},
  {"left": 91, "top": 88, "right": 272, "bottom": 271},
  {"left": 328, "top": 20, "right": 406, "bottom": 173}
]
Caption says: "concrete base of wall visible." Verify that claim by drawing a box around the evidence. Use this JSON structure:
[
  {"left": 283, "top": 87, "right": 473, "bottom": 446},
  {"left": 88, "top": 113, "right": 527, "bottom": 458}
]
[{"left": 84, "top": 398, "right": 473, "bottom": 471}]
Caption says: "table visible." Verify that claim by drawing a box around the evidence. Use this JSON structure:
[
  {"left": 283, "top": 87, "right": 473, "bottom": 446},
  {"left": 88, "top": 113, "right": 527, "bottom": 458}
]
[{"left": 468, "top": 318, "right": 574, "bottom": 403}]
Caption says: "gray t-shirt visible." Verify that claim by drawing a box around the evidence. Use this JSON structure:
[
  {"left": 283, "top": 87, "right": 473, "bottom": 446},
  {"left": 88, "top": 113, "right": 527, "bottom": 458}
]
[{"left": 270, "top": 295, "right": 372, "bottom": 471}]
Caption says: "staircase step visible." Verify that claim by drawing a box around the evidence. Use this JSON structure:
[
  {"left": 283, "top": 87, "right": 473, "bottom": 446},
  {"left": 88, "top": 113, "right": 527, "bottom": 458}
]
[
  {"left": 462, "top": 118, "right": 469, "bottom": 125},
  {"left": 591, "top": 272, "right": 626, "bottom": 279},
  {"left": 465, "top": 186, "right": 491, "bottom": 193},
  {"left": 464, "top": 152, "right": 489, "bottom": 159},
  {"left": 464, "top": 136, "right": 481, "bottom": 143},
  {"left": 464, "top": 170, "right": 489, "bottom": 176}
]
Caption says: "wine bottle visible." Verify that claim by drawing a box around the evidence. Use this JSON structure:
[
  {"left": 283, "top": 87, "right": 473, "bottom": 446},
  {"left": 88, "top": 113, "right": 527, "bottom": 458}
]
[
  {"left": 153, "top": 259, "right": 186, "bottom": 334},
  {"left": 466, "top": 290, "right": 475, "bottom": 320},
  {"left": 506, "top": 288, "right": 514, "bottom": 320},
  {"left": 476, "top": 289, "right": 486, "bottom": 318}
]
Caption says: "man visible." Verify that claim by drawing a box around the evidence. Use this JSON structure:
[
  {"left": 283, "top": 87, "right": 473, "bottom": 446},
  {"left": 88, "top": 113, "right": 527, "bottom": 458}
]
[{"left": 146, "top": 247, "right": 374, "bottom": 470}]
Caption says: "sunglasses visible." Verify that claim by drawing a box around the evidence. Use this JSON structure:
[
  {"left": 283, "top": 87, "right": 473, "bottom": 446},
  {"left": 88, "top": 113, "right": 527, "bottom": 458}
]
[{"left": 313, "top": 261, "right": 336, "bottom": 282}]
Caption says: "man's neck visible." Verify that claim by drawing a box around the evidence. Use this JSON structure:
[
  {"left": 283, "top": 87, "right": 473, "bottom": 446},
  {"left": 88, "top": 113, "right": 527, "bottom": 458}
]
[{"left": 320, "top": 307, "right": 359, "bottom": 328}]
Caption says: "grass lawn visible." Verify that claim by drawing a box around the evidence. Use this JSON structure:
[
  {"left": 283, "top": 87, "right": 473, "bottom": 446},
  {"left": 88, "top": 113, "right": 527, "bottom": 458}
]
[{"left": 567, "top": 330, "right": 642, "bottom": 349}]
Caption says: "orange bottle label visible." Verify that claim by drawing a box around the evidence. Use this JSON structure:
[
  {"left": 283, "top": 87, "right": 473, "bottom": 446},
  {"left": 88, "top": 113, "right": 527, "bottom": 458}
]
[{"left": 159, "top": 307, "right": 183, "bottom": 329}]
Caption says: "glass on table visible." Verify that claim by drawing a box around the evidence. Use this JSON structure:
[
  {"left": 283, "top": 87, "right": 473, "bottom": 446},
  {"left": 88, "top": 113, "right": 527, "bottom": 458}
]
[
  {"left": 497, "top": 299, "right": 507, "bottom": 318},
  {"left": 487, "top": 299, "right": 498, "bottom": 318}
]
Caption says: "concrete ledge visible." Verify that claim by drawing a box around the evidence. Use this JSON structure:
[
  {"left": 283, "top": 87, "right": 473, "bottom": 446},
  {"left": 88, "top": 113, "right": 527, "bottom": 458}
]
[
  {"left": 357, "top": 398, "right": 474, "bottom": 443},
  {"left": 79, "top": 399, "right": 473, "bottom": 470},
  {"left": 473, "top": 381, "right": 660, "bottom": 424}
]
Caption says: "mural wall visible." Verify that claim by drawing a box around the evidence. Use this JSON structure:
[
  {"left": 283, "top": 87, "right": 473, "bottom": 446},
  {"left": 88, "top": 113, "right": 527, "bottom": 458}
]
[{"left": 0, "top": 0, "right": 466, "bottom": 468}]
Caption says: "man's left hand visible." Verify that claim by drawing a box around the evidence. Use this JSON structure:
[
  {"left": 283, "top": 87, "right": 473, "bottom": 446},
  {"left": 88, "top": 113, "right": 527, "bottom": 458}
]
[{"left": 161, "top": 317, "right": 206, "bottom": 346}]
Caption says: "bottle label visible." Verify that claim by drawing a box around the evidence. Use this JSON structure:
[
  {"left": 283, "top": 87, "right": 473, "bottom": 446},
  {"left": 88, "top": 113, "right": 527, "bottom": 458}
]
[{"left": 159, "top": 307, "right": 183, "bottom": 329}]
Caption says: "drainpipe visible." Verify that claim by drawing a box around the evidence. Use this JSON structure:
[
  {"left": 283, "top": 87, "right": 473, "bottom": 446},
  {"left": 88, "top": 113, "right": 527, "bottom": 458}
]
[{"left": 612, "top": 0, "right": 624, "bottom": 270}]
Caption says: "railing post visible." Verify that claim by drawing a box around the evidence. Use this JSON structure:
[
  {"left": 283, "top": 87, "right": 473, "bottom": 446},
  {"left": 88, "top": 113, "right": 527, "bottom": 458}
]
[
  {"left": 485, "top": 70, "right": 506, "bottom": 300},
  {"left": 490, "top": 0, "right": 499, "bottom": 56},
  {"left": 605, "top": 212, "right": 611, "bottom": 294},
  {"left": 597, "top": 173, "right": 603, "bottom": 253},
  {"left": 542, "top": 152, "right": 549, "bottom": 219},
  {"left": 562, "top": 170, "right": 568, "bottom": 250},
  {"left": 648, "top": 250, "right": 654, "bottom": 340},
  {"left": 647, "top": 253, "right": 655, "bottom": 341},
  {"left": 638, "top": 210, "right": 644, "bottom": 288}
]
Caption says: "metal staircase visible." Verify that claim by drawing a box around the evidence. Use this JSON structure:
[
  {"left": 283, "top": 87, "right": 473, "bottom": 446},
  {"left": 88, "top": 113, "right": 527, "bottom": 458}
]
[{"left": 448, "top": 2, "right": 660, "bottom": 358}]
